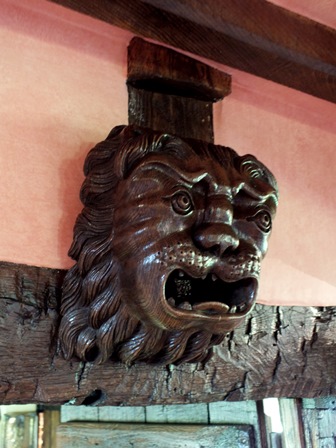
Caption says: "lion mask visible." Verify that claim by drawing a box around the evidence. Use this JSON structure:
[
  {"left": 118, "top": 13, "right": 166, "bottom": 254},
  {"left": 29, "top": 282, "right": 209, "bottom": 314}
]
[{"left": 59, "top": 125, "right": 278, "bottom": 365}]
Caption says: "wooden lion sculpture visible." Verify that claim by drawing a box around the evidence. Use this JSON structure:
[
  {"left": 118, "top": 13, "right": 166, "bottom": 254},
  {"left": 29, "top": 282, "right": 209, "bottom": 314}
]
[{"left": 59, "top": 125, "right": 278, "bottom": 365}]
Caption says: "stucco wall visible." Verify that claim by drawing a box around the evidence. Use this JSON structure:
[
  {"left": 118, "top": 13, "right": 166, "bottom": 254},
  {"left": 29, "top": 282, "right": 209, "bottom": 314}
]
[{"left": 1, "top": 0, "right": 335, "bottom": 305}]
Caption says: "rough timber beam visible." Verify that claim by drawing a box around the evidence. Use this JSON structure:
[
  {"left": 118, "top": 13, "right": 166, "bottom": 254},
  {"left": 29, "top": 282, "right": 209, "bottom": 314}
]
[{"left": 0, "top": 261, "right": 335, "bottom": 405}]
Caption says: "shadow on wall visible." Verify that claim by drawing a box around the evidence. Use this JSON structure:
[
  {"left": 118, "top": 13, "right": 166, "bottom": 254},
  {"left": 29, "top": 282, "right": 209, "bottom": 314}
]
[{"left": 57, "top": 143, "right": 93, "bottom": 269}]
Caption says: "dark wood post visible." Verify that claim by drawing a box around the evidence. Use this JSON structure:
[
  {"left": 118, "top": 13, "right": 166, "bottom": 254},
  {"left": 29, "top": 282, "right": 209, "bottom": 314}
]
[{"left": 127, "top": 37, "right": 231, "bottom": 142}]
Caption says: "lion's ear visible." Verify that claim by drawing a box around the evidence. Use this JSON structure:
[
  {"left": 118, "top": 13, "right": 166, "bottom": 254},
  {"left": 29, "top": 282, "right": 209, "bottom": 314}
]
[{"left": 106, "top": 125, "right": 127, "bottom": 141}]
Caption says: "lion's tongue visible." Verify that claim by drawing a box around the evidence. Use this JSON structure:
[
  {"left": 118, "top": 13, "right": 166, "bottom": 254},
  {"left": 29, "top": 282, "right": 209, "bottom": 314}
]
[{"left": 193, "top": 302, "right": 230, "bottom": 313}]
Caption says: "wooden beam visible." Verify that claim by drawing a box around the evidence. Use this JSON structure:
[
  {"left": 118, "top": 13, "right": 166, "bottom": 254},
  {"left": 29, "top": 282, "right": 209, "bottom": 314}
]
[
  {"left": 56, "top": 422, "right": 255, "bottom": 447},
  {"left": 42, "top": 407, "right": 61, "bottom": 448},
  {"left": 127, "top": 37, "right": 231, "bottom": 141},
  {"left": 127, "top": 37, "right": 231, "bottom": 103},
  {"left": 47, "top": 0, "right": 336, "bottom": 103},
  {"left": 0, "top": 261, "right": 335, "bottom": 405}
]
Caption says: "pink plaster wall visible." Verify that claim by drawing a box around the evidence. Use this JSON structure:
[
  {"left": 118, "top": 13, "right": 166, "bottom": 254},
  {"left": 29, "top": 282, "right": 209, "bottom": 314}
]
[
  {"left": 1, "top": 0, "right": 336, "bottom": 306},
  {"left": 0, "top": 0, "right": 130, "bottom": 267},
  {"left": 271, "top": 0, "right": 336, "bottom": 28}
]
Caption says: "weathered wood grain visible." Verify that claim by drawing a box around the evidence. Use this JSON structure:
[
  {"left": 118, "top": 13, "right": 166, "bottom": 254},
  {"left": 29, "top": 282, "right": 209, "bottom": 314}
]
[
  {"left": 47, "top": 0, "right": 336, "bottom": 103},
  {"left": 128, "top": 88, "right": 215, "bottom": 141},
  {"left": 61, "top": 404, "right": 146, "bottom": 423},
  {"left": 145, "top": 403, "right": 208, "bottom": 425},
  {"left": 98, "top": 406, "right": 146, "bottom": 423},
  {"left": 209, "top": 401, "right": 261, "bottom": 447},
  {"left": 42, "top": 407, "right": 61, "bottom": 448},
  {"left": 61, "top": 406, "right": 99, "bottom": 423},
  {"left": 56, "top": 422, "right": 255, "bottom": 448},
  {"left": 59, "top": 401, "right": 261, "bottom": 444},
  {"left": 0, "top": 261, "right": 335, "bottom": 406},
  {"left": 278, "top": 399, "right": 304, "bottom": 448},
  {"left": 301, "top": 397, "right": 336, "bottom": 447}
]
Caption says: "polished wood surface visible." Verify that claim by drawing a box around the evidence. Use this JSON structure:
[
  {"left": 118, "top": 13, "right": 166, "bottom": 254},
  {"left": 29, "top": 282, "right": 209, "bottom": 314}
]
[{"left": 58, "top": 125, "right": 278, "bottom": 365}]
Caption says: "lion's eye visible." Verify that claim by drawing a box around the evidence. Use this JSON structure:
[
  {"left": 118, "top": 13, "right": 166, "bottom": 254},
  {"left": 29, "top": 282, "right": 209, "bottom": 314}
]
[
  {"left": 171, "top": 191, "right": 194, "bottom": 215},
  {"left": 248, "top": 210, "right": 272, "bottom": 232}
]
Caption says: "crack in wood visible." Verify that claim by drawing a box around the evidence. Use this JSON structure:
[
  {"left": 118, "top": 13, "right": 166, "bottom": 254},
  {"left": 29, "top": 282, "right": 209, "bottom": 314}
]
[
  {"left": 272, "top": 350, "right": 282, "bottom": 383},
  {"left": 310, "top": 323, "right": 319, "bottom": 349},
  {"left": 273, "top": 306, "right": 282, "bottom": 341}
]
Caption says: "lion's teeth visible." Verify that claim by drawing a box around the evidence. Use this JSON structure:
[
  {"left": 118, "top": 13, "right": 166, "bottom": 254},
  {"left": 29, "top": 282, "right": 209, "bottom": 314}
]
[
  {"left": 211, "top": 274, "right": 217, "bottom": 282},
  {"left": 178, "top": 301, "right": 192, "bottom": 310},
  {"left": 229, "top": 306, "right": 237, "bottom": 314},
  {"left": 178, "top": 270, "right": 185, "bottom": 278},
  {"left": 167, "top": 297, "right": 176, "bottom": 307}
]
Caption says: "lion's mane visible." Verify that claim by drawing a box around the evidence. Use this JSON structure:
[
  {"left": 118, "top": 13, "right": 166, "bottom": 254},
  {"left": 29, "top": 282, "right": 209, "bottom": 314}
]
[{"left": 59, "top": 125, "right": 257, "bottom": 365}]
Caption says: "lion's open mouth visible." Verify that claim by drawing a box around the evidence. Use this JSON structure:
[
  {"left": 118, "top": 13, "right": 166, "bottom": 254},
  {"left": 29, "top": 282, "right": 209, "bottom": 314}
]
[{"left": 165, "top": 270, "right": 257, "bottom": 315}]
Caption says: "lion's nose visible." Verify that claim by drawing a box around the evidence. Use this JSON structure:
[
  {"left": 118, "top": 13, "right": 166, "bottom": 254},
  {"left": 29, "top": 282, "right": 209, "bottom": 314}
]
[{"left": 193, "top": 223, "right": 240, "bottom": 258}]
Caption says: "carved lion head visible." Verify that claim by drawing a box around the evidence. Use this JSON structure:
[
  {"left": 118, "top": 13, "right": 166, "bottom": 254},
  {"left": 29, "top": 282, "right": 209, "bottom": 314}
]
[{"left": 59, "top": 125, "right": 278, "bottom": 365}]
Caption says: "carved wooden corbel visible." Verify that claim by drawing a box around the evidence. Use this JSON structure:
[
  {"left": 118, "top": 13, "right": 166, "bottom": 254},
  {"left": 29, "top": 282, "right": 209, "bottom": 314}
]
[
  {"left": 0, "top": 35, "right": 335, "bottom": 407},
  {"left": 59, "top": 39, "right": 278, "bottom": 365}
]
